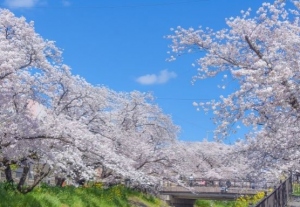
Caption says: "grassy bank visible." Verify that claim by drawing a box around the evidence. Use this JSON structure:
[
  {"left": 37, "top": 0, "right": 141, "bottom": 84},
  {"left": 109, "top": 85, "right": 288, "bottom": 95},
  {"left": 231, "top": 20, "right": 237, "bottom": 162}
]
[
  {"left": 195, "top": 191, "right": 265, "bottom": 207},
  {"left": 195, "top": 200, "right": 236, "bottom": 207},
  {"left": 0, "top": 182, "right": 168, "bottom": 207},
  {"left": 0, "top": 182, "right": 269, "bottom": 207}
]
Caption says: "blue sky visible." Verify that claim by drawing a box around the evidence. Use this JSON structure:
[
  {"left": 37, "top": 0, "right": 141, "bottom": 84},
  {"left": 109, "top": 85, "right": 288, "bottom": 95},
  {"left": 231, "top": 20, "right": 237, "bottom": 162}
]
[{"left": 1, "top": 0, "right": 266, "bottom": 142}]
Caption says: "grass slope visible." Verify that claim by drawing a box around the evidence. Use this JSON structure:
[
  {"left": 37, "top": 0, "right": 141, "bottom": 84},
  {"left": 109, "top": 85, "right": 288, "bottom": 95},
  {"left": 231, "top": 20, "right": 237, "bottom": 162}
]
[{"left": 0, "top": 183, "right": 168, "bottom": 207}]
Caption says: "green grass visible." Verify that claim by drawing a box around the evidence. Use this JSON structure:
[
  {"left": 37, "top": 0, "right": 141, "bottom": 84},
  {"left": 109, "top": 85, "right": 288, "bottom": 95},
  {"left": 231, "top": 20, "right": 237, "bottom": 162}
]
[
  {"left": 0, "top": 182, "right": 168, "bottom": 207},
  {"left": 195, "top": 200, "right": 236, "bottom": 207},
  {"left": 293, "top": 183, "right": 300, "bottom": 196},
  {"left": 195, "top": 190, "right": 266, "bottom": 207}
]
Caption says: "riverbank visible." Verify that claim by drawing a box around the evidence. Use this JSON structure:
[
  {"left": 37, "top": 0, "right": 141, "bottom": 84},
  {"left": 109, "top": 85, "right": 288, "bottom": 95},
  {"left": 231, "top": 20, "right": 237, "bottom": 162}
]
[{"left": 0, "top": 182, "right": 168, "bottom": 207}]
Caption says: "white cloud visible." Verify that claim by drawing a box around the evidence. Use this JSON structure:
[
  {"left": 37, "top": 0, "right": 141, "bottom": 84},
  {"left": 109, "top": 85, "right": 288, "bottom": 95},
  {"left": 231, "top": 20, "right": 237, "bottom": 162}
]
[
  {"left": 136, "top": 69, "right": 177, "bottom": 85},
  {"left": 4, "top": 0, "right": 39, "bottom": 8}
]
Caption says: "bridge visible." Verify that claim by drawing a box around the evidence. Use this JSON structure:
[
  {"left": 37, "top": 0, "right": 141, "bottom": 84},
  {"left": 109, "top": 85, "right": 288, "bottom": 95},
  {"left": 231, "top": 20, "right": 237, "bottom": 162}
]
[{"left": 159, "top": 179, "right": 276, "bottom": 207}]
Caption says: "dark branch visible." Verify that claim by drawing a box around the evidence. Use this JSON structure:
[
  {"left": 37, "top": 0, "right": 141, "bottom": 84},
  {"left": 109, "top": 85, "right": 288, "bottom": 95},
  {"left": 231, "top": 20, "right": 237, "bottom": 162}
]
[{"left": 245, "top": 35, "right": 263, "bottom": 59}]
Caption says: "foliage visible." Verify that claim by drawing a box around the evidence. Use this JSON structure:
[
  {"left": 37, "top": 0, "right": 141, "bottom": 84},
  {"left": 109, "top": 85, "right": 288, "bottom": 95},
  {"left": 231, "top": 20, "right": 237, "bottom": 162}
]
[
  {"left": 234, "top": 191, "right": 265, "bottom": 207},
  {"left": 195, "top": 191, "right": 265, "bottom": 207},
  {"left": 1, "top": 181, "right": 16, "bottom": 191},
  {"left": 91, "top": 182, "right": 103, "bottom": 189},
  {"left": 293, "top": 183, "right": 300, "bottom": 196},
  {"left": 9, "top": 164, "right": 18, "bottom": 171},
  {"left": 0, "top": 182, "right": 167, "bottom": 207},
  {"left": 195, "top": 200, "right": 235, "bottom": 207}
]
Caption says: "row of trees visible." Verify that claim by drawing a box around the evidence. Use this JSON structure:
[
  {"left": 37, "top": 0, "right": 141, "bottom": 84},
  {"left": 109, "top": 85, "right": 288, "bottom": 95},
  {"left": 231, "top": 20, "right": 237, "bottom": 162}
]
[
  {"left": 0, "top": 9, "right": 240, "bottom": 193},
  {"left": 3, "top": 0, "right": 298, "bottom": 194}
]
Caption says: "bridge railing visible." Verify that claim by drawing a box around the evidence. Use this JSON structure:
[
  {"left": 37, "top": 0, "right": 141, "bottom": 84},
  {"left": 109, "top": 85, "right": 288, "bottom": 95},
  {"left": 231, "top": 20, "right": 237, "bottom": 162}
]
[
  {"left": 253, "top": 175, "right": 292, "bottom": 207},
  {"left": 162, "top": 178, "right": 277, "bottom": 190}
]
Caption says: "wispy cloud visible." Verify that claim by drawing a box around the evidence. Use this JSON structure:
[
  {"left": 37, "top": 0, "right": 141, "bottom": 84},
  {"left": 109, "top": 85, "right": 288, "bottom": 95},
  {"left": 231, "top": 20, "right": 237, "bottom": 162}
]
[
  {"left": 61, "top": 0, "right": 71, "bottom": 7},
  {"left": 136, "top": 69, "right": 177, "bottom": 85},
  {"left": 4, "top": 0, "right": 39, "bottom": 8}
]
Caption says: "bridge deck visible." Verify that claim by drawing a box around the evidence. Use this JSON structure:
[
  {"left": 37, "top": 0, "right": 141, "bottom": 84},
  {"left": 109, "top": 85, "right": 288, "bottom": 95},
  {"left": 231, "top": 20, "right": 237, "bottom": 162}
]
[{"left": 160, "top": 186, "right": 263, "bottom": 201}]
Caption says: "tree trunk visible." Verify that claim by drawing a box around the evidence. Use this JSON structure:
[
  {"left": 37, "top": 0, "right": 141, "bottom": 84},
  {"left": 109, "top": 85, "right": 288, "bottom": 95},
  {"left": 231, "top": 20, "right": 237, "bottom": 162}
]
[
  {"left": 4, "top": 165, "right": 14, "bottom": 184},
  {"left": 101, "top": 166, "right": 113, "bottom": 178},
  {"left": 55, "top": 177, "right": 66, "bottom": 187},
  {"left": 20, "top": 168, "right": 51, "bottom": 194},
  {"left": 17, "top": 165, "right": 29, "bottom": 191}
]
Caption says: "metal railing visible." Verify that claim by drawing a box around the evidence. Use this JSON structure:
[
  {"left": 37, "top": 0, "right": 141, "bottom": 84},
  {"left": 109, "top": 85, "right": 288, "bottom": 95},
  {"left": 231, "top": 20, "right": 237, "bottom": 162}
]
[
  {"left": 254, "top": 175, "right": 292, "bottom": 207},
  {"left": 162, "top": 178, "right": 277, "bottom": 189}
]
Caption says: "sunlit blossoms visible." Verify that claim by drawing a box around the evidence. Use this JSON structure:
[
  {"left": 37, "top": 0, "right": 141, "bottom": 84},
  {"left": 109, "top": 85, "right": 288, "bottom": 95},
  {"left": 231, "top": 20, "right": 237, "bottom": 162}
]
[
  {"left": 0, "top": 8, "right": 237, "bottom": 194},
  {"left": 0, "top": 8, "right": 183, "bottom": 193},
  {"left": 167, "top": 0, "right": 300, "bottom": 174},
  {"left": 4, "top": 0, "right": 297, "bottom": 194}
]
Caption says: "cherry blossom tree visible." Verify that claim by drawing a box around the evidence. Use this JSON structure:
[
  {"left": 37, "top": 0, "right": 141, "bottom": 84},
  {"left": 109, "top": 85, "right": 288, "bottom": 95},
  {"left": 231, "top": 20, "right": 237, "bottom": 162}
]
[
  {"left": 0, "top": 8, "right": 101, "bottom": 192},
  {"left": 165, "top": 141, "right": 251, "bottom": 181},
  {"left": 0, "top": 7, "right": 241, "bottom": 195},
  {"left": 104, "top": 91, "right": 179, "bottom": 173},
  {"left": 67, "top": 89, "right": 180, "bottom": 187},
  {"left": 47, "top": 70, "right": 180, "bottom": 183},
  {"left": 0, "top": 8, "right": 183, "bottom": 193},
  {"left": 167, "top": 0, "right": 300, "bottom": 175}
]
